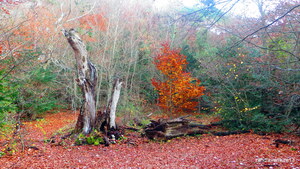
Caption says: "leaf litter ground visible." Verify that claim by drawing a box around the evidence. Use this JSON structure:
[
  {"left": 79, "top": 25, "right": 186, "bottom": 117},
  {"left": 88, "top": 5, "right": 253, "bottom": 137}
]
[{"left": 0, "top": 111, "right": 299, "bottom": 168}]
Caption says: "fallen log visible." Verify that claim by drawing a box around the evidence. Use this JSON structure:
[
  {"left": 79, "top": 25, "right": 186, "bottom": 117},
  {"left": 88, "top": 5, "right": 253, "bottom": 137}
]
[
  {"left": 274, "top": 139, "right": 294, "bottom": 145},
  {"left": 273, "top": 139, "right": 294, "bottom": 148},
  {"left": 144, "top": 117, "right": 208, "bottom": 140},
  {"left": 123, "top": 126, "right": 139, "bottom": 131},
  {"left": 144, "top": 117, "right": 254, "bottom": 140}
]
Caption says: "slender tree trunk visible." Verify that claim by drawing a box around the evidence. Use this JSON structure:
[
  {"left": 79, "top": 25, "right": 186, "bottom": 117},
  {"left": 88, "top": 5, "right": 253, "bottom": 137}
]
[
  {"left": 108, "top": 78, "right": 123, "bottom": 129},
  {"left": 63, "top": 29, "right": 97, "bottom": 134}
]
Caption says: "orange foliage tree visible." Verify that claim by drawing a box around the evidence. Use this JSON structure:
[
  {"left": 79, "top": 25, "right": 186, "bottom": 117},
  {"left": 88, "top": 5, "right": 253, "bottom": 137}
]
[{"left": 152, "top": 44, "right": 205, "bottom": 114}]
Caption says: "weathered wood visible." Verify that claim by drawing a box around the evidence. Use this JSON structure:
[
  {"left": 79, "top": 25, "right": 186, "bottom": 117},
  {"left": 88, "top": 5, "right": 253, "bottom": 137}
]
[
  {"left": 63, "top": 28, "right": 98, "bottom": 134},
  {"left": 274, "top": 139, "right": 294, "bottom": 145},
  {"left": 144, "top": 117, "right": 252, "bottom": 140},
  {"left": 123, "top": 126, "right": 139, "bottom": 131},
  {"left": 144, "top": 117, "right": 208, "bottom": 140},
  {"left": 108, "top": 78, "right": 123, "bottom": 129}
]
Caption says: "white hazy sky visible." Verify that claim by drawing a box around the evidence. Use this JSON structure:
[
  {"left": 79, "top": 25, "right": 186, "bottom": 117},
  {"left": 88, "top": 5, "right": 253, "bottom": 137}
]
[{"left": 153, "top": 0, "right": 269, "bottom": 18}]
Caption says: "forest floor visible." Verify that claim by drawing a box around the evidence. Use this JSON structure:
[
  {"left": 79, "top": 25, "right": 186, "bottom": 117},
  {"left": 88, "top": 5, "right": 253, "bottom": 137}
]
[{"left": 0, "top": 111, "right": 299, "bottom": 168}]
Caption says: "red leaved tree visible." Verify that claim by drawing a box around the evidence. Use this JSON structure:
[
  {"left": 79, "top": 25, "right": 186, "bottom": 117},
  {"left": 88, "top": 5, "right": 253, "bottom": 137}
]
[{"left": 152, "top": 44, "right": 205, "bottom": 115}]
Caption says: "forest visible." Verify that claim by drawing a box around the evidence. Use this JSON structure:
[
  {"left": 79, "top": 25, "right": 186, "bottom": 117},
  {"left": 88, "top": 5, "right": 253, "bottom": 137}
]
[{"left": 0, "top": 0, "right": 299, "bottom": 168}]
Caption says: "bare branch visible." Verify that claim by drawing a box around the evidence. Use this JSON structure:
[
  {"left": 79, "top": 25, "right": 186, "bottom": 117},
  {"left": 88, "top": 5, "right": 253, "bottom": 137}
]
[
  {"left": 65, "top": 1, "right": 96, "bottom": 23},
  {"left": 225, "top": 4, "right": 300, "bottom": 51},
  {"left": 216, "top": 26, "right": 300, "bottom": 60},
  {"left": 271, "top": 65, "right": 300, "bottom": 72},
  {"left": 208, "top": 0, "right": 240, "bottom": 28}
]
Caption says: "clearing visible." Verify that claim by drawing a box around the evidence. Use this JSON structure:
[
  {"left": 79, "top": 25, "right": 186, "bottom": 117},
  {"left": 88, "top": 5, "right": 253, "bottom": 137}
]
[{"left": 0, "top": 111, "right": 299, "bottom": 168}]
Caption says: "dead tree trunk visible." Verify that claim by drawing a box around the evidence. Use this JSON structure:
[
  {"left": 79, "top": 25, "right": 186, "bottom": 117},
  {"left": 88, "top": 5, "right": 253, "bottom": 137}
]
[
  {"left": 63, "top": 29, "right": 98, "bottom": 134},
  {"left": 108, "top": 78, "right": 123, "bottom": 129}
]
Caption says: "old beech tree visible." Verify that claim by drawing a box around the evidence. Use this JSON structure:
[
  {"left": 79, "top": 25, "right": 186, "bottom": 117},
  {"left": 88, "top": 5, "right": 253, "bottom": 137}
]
[{"left": 63, "top": 29, "right": 122, "bottom": 134}]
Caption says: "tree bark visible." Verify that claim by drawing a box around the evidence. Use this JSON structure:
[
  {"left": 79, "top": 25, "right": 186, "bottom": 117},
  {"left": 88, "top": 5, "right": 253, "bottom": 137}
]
[{"left": 63, "top": 29, "right": 97, "bottom": 134}]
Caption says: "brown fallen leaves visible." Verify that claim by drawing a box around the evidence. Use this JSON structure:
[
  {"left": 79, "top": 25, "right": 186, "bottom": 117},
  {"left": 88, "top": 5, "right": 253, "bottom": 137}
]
[{"left": 0, "top": 111, "right": 299, "bottom": 168}]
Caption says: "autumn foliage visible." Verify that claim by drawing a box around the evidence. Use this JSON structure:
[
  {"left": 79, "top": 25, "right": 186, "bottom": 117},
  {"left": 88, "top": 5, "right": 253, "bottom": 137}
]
[
  {"left": 152, "top": 44, "right": 205, "bottom": 114},
  {"left": 79, "top": 13, "right": 107, "bottom": 32}
]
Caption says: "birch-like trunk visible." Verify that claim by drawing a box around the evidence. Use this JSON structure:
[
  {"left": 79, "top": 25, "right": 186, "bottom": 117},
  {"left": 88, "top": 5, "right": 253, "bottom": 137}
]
[
  {"left": 109, "top": 79, "right": 123, "bottom": 129},
  {"left": 63, "top": 29, "right": 97, "bottom": 134}
]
